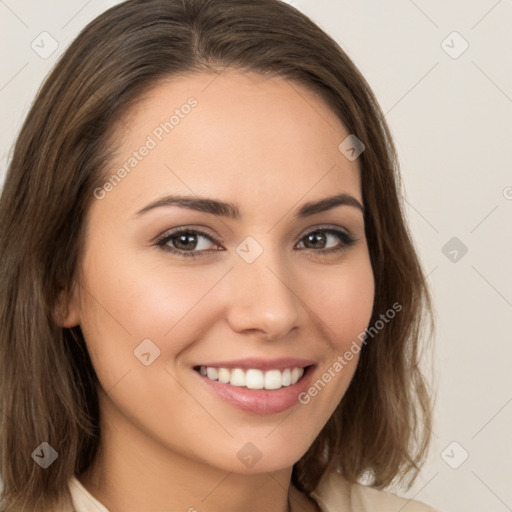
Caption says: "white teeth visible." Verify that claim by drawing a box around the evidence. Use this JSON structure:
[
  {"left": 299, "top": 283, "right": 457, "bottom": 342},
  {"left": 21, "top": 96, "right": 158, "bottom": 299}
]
[
  {"left": 198, "top": 366, "right": 306, "bottom": 390},
  {"left": 264, "top": 369, "right": 282, "bottom": 390},
  {"left": 245, "top": 369, "right": 264, "bottom": 389},
  {"left": 291, "top": 367, "right": 303, "bottom": 385},
  {"left": 217, "top": 368, "right": 230, "bottom": 383},
  {"left": 206, "top": 367, "right": 218, "bottom": 380},
  {"left": 229, "top": 368, "right": 245, "bottom": 387}
]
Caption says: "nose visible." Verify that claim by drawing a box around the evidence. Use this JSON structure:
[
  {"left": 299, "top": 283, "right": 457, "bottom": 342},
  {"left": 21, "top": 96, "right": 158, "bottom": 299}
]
[{"left": 226, "top": 246, "right": 301, "bottom": 341}]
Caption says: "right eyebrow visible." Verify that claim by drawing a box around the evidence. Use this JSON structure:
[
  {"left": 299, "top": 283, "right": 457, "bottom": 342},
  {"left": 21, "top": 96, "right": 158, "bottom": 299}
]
[{"left": 135, "top": 195, "right": 241, "bottom": 218}]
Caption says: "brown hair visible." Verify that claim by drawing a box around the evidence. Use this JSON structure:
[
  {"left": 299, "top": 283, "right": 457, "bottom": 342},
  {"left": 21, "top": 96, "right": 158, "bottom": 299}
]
[{"left": 0, "top": 0, "right": 434, "bottom": 510}]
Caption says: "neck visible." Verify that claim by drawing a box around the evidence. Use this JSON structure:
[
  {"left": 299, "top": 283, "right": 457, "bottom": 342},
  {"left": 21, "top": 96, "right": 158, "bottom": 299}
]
[{"left": 77, "top": 394, "right": 310, "bottom": 512}]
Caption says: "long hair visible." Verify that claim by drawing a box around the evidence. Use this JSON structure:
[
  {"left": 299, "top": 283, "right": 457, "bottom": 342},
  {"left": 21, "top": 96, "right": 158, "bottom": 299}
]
[{"left": 0, "top": 0, "right": 434, "bottom": 509}]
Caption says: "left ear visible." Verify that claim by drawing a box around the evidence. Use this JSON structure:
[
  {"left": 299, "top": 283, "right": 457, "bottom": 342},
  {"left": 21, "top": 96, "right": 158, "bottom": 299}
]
[{"left": 53, "top": 283, "right": 81, "bottom": 328}]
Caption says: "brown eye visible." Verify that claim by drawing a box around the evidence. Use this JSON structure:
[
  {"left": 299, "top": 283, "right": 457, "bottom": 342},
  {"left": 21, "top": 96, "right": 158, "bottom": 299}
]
[
  {"left": 302, "top": 231, "right": 328, "bottom": 249},
  {"left": 297, "top": 228, "right": 356, "bottom": 254},
  {"left": 156, "top": 229, "right": 221, "bottom": 258},
  {"left": 170, "top": 232, "right": 203, "bottom": 251}
]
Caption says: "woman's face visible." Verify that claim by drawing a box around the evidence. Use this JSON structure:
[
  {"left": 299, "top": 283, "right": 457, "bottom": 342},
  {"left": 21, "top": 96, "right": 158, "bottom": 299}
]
[{"left": 68, "top": 70, "right": 374, "bottom": 475}]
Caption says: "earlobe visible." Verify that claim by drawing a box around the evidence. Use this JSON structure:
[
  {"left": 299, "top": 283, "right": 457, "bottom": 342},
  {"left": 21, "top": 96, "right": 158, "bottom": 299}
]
[{"left": 54, "top": 285, "right": 81, "bottom": 328}]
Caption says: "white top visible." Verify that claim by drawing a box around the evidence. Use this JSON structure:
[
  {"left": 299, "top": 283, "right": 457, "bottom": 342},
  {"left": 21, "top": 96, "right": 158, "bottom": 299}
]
[{"left": 64, "top": 471, "right": 441, "bottom": 512}]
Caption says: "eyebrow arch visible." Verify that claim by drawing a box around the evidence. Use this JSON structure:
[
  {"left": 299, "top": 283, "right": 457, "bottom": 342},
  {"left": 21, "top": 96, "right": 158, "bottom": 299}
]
[
  {"left": 135, "top": 192, "right": 364, "bottom": 219},
  {"left": 296, "top": 193, "right": 364, "bottom": 218}
]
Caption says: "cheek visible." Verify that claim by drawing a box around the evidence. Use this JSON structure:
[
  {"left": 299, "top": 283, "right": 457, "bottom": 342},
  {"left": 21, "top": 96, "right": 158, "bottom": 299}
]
[
  {"left": 77, "top": 248, "right": 228, "bottom": 372},
  {"left": 295, "top": 254, "right": 374, "bottom": 414},
  {"left": 310, "top": 254, "right": 375, "bottom": 350}
]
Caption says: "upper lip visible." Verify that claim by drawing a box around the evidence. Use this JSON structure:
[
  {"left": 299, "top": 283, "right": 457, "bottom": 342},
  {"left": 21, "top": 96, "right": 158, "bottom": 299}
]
[{"left": 194, "top": 357, "right": 315, "bottom": 371}]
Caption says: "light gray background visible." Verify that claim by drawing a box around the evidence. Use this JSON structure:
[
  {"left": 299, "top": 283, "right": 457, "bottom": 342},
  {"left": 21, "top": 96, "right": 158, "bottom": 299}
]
[{"left": 1, "top": 1, "right": 511, "bottom": 511}]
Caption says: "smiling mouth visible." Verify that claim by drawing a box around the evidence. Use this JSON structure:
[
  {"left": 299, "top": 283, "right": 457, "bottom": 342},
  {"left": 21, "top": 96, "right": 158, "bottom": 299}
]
[{"left": 193, "top": 365, "right": 311, "bottom": 391}]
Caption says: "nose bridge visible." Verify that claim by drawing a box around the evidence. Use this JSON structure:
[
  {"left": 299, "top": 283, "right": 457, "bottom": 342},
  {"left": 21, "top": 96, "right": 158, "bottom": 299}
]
[{"left": 226, "top": 239, "right": 300, "bottom": 338}]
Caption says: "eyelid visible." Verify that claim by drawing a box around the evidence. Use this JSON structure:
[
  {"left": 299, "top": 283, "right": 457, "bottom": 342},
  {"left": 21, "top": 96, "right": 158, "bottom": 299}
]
[
  {"left": 153, "top": 225, "right": 221, "bottom": 243},
  {"left": 154, "top": 223, "right": 358, "bottom": 258},
  {"left": 155, "top": 223, "right": 355, "bottom": 245},
  {"left": 296, "top": 223, "right": 354, "bottom": 240},
  {"left": 154, "top": 226, "right": 222, "bottom": 254}
]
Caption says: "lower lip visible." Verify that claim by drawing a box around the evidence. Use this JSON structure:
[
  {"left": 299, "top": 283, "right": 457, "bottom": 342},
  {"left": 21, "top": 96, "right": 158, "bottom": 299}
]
[{"left": 195, "top": 367, "right": 315, "bottom": 415}]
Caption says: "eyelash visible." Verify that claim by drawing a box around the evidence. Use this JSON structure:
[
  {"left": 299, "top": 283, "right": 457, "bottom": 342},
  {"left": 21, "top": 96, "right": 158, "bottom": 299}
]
[{"left": 154, "top": 225, "right": 357, "bottom": 259}]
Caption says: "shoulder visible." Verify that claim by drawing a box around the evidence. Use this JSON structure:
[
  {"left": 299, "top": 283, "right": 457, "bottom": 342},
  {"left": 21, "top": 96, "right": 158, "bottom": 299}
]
[
  {"left": 69, "top": 475, "right": 111, "bottom": 512},
  {"left": 311, "top": 470, "right": 442, "bottom": 512}
]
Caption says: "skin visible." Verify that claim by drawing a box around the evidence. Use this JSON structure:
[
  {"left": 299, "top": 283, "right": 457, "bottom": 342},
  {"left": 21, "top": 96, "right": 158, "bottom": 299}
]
[{"left": 63, "top": 69, "right": 375, "bottom": 512}]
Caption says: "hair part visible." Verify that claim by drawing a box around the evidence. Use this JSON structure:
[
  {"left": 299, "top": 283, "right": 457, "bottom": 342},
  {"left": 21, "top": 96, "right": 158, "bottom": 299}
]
[{"left": 0, "top": 0, "right": 434, "bottom": 509}]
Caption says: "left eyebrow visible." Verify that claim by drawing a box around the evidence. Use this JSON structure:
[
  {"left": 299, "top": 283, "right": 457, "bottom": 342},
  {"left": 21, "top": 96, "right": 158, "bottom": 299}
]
[
  {"left": 134, "top": 192, "right": 364, "bottom": 219},
  {"left": 296, "top": 193, "right": 364, "bottom": 217}
]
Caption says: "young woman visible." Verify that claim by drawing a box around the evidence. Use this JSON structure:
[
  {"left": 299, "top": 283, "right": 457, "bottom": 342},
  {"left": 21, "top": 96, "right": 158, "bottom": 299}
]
[{"left": 0, "top": 1, "right": 439, "bottom": 510}]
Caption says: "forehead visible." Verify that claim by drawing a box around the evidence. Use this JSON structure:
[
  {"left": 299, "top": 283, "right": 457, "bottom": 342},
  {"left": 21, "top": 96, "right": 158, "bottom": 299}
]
[{"left": 101, "top": 70, "right": 362, "bottom": 216}]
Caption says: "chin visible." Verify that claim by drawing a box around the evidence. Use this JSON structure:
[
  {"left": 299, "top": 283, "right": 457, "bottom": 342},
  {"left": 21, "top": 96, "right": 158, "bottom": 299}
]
[{"left": 194, "top": 430, "right": 316, "bottom": 476}]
